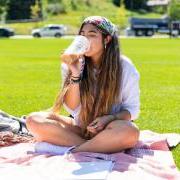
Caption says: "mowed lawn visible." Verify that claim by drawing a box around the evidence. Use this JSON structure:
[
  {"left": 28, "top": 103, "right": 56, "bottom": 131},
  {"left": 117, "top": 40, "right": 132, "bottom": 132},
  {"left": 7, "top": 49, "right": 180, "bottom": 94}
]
[{"left": 0, "top": 38, "right": 179, "bottom": 168}]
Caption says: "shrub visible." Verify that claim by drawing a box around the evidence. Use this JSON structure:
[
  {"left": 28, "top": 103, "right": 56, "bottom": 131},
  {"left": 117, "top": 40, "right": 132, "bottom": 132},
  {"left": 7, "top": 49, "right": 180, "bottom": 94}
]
[
  {"left": 46, "top": 3, "right": 66, "bottom": 15},
  {"left": 168, "top": 0, "right": 180, "bottom": 20}
]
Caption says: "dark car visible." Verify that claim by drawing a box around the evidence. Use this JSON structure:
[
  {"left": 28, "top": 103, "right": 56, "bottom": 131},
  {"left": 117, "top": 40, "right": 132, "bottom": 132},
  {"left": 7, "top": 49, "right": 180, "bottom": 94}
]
[{"left": 0, "top": 27, "right": 14, "bottom": 37}]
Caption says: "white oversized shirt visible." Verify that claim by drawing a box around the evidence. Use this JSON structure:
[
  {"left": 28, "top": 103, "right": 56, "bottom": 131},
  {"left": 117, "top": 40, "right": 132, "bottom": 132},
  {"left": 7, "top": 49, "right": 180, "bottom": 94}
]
[{"left": 61, "top": 55, "right": 140, "bottom": 126}]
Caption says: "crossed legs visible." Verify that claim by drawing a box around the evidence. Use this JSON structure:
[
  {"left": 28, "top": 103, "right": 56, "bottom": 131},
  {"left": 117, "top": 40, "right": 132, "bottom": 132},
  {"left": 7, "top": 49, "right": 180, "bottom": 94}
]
[{"left": 26, "top": 112, "right": 139, "bottom": 153}]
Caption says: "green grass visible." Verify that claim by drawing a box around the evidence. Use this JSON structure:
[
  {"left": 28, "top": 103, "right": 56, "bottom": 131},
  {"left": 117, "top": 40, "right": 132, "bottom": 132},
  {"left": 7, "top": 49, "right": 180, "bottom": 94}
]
[{"left": 0, "top": 38, "right": 179, "bottom": 168}]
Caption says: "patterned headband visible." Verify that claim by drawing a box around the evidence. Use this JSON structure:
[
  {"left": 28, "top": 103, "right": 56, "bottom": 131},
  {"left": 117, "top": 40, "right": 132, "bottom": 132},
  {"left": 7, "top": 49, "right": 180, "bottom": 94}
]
[{"left": 82, "top": 16, "right": 117, "bottom": 36}]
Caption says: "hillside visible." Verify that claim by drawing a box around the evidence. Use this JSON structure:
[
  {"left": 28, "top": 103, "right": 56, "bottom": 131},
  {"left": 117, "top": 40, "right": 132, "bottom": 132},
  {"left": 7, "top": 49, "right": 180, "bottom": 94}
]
[{"left": 2, "top": 0, "right": 164, "bottom": 35}]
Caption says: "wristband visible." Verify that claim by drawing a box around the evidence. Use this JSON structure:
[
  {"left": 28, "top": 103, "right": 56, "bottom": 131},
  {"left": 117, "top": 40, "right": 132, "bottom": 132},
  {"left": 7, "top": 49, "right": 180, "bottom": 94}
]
[
  {"left": 71, "top": 75, "right": 81, "bottom": 79},
  {"left": 70, "top": 76, "right": 81, "bottom": 84}
]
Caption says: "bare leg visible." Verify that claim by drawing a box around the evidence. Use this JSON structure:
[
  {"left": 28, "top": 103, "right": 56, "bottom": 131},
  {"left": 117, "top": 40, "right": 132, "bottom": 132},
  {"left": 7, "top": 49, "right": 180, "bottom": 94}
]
[
  {"left": 26, "top": 112, "right": 86, "bottom": 146},
  {"left": 73, "top": 120, "right": 139, "bottom": 153}
]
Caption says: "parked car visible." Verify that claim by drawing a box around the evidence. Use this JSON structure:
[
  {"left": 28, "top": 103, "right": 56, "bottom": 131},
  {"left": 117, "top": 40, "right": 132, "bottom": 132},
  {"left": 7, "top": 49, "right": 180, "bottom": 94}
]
[
  {"left": 0, "top": 27, "right": 14, "bottom": 37},
  {"left": 31, "top": 24, "right": 67, "bottom": 38}
]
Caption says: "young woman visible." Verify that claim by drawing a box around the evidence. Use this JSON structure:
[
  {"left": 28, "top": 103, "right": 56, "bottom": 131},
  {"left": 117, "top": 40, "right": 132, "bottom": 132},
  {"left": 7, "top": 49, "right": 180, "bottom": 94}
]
[{"left": 26, "top": 16, "right": 140, "bottom": 153}]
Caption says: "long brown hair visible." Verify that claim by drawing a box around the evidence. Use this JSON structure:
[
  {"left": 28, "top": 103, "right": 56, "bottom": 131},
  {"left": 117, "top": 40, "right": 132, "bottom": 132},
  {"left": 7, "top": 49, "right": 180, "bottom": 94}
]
[{"left": 52, "top": 24, "right": 123, "bottom": 135}]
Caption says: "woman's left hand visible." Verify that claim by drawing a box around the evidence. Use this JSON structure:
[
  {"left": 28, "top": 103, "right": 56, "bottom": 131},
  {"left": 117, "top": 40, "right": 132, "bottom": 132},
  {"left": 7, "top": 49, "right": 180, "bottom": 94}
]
[{"left": 87, "top": 115, "right": 113, "bottom": 135}]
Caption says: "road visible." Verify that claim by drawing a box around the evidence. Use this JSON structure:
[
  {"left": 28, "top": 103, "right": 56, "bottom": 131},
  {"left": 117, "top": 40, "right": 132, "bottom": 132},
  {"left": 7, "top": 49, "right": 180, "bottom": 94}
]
[{"left": 10, "top": 35, "right": 177, "bottom": 39}]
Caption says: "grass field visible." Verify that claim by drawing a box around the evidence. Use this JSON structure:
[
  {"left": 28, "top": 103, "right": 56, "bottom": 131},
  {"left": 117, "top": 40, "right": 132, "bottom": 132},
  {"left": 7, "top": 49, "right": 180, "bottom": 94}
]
[{"left": 0, "top": 38, "right": 179, "bottom": 168}]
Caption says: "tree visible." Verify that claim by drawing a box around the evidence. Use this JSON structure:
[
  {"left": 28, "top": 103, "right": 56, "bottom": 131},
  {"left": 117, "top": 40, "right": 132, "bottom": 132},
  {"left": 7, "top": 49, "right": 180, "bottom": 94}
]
[
  {"left": 85, "top": 0, "right": 91, "bottom": 6},
  {"left": 113, "top": 0, "right": 121, "bottom": 7},
  {"left": 71, "top": 0, "right": 78, "bottom": 10},
  {"left": 168, "top": 0, "right": 180, "bottom": 20},
  {"left": 31, "top": 0, "right": 43, "bottom": 19},
  {"left": 46, "top": 0, "right": 66, "bottom": 15},
  {"left": 0, "top": 0, "right": 7, "bottom": 13},
  {"left": 117, "top": 0, "right": 127, "bottom": 29},
  {"left": 47, "top": 0, "right": 62, "bottom": 3},
  {"left": 124, "top": 0, "right": 148, "bottom": 10},
  {"left": 0, "top": 0, "right": 7, "bottom": 8},
  {"left": 6, "top": 0, "right": 43, "bottom": 21},
  {"left": 0, "top": 0, "right": 7, "bottom": 22},
  {"left": 6, "top": 0, "right": 35, "bottom": 20}
]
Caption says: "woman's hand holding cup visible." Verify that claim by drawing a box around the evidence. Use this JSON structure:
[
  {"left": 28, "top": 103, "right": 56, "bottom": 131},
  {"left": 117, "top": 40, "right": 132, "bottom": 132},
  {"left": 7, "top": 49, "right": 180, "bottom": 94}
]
[{"left": 61, "top": 35, "right": 90, "bottom": 76}]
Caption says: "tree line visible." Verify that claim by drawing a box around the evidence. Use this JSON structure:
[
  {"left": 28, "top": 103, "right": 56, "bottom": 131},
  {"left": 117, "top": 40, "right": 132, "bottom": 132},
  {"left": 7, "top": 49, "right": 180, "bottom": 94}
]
[{"left": 0, "top": 0, "right": 180, "bottom": 22}]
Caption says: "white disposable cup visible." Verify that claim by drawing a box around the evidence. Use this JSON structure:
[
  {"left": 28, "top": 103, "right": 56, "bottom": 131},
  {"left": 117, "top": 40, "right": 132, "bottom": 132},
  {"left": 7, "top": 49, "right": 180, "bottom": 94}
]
[{"left": 61, "top": 35, "right": 90, "bottom": 64}]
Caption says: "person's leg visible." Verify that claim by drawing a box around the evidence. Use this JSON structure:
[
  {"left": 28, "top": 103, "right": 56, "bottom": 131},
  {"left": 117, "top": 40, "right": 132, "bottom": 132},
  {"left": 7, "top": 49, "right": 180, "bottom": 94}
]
[
  {"left": 73, "top": 120, "right": 139, "bottom": 153},
  {"left": 26, "top": 112, "right": 86, "bottom": 146}
]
